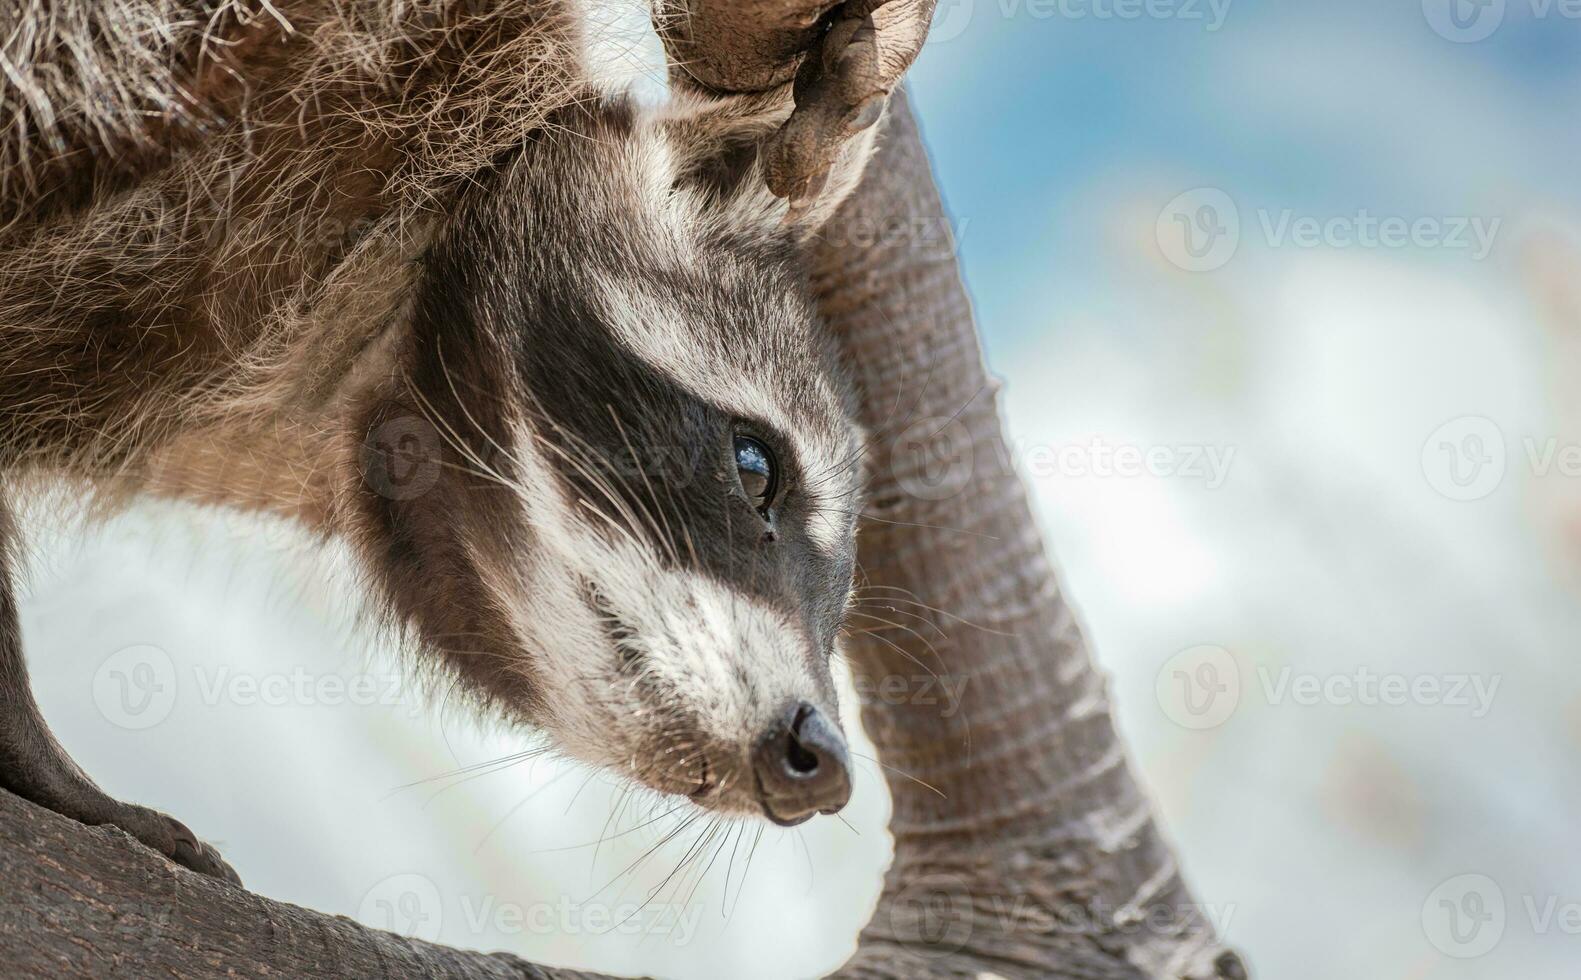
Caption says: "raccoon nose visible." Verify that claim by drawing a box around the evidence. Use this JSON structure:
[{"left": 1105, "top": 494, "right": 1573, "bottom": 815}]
[{"left": 753, "top": 702, "right": 852, "bottom": 826}]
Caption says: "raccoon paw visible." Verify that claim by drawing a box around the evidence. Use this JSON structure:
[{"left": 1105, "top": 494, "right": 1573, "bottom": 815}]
[
  {"left": 91, "top": 800, "right": 243, "bottom": 885},
  {"left": 763, "top": 0, "right": 938, "bottom": 206}
]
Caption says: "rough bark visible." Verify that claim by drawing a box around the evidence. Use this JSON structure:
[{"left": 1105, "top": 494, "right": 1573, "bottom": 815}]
[
  {"left": 0, "top": 784, "right": 609, "bottom": 978},
  {"left": 808, "top": 91, "right": 1246, "bottom": 980}
]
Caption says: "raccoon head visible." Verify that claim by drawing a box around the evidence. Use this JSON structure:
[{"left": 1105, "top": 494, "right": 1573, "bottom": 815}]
[{"left": 356, "top": 90, "right": 879, "bottom": 825}]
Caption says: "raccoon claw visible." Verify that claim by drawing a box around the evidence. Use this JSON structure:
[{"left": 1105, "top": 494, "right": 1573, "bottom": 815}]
[
  {"left": 97, "top": 801, "right": 242, "bottom": 885},
  {"left": 163, "top": 816, "right": 243, "bottom": 885},
  {"left": 764, "top": 0, "right": 938, "bottom": 205}
]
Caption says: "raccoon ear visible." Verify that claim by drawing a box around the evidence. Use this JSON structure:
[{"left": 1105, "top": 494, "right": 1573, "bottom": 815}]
[{"left": 654, "top": 87, "right": 884, "bottom": 238}]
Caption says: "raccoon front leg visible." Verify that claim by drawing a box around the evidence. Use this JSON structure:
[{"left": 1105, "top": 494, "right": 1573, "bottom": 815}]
[{"left": 0, "top": 498, "right": 239, "bottom": 884}]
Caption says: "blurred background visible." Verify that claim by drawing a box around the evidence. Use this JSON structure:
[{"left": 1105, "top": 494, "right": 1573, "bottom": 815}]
[{"left": 13, "top": 2, "right": 1581, "bottom": 978}]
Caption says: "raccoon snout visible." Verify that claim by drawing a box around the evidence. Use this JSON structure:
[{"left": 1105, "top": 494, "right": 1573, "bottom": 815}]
[{"left": 751, "top": 701, "right": 852, "bottom": 826}]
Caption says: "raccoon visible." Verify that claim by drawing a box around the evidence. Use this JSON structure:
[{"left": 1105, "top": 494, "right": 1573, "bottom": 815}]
[{"left": 0, "top": 0, "right": 881, "bottom": 880}]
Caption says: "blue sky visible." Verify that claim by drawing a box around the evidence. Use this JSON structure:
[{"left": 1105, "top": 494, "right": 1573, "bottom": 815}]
[{"left": 906, "top": 0, "right": 1581, "bottom": 363}]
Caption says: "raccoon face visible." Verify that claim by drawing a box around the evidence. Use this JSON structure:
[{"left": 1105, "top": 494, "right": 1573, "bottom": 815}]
[{"left": 358, "top": 91, "right": 879, "bottom": 824}]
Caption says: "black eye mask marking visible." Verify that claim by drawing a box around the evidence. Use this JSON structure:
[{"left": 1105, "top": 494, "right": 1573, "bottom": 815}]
[{"left": 408, "top": 97, "right": 861, "bottom": 655}]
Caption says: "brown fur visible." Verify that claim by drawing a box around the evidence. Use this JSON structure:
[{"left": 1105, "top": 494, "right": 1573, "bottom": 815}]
[{"left": 0, "top": 1, "right": 588, "bottom": 522}]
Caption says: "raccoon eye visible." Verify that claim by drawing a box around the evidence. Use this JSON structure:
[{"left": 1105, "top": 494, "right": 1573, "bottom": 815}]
[{"left": 734, "top": 435, "right": 778, "bottom": 513}]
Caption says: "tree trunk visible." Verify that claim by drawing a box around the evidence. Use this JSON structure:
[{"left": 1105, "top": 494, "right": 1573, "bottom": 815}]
[{"left": 808, "top": 90, "right": 1246, "bottom": 980}]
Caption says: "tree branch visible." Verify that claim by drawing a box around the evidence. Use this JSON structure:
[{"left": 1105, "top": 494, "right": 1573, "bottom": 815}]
[
  {"left": 0, "top": 786, "right": 611, "bottom": 979},
  {"left": 808, "top": 89, "right": 1248, "bottom": 980}
]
